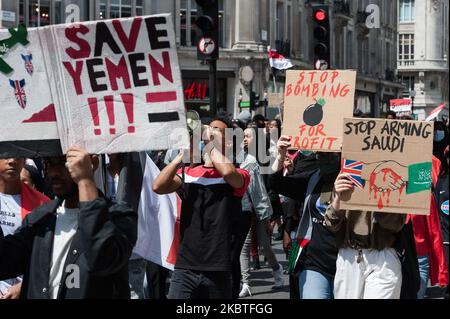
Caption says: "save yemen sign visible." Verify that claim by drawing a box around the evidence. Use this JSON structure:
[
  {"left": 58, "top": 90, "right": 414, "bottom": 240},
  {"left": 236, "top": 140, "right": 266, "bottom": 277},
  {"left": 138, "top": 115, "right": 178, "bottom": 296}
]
[{"left": 0, "top": 14, "right": 188, "bottom": 157}]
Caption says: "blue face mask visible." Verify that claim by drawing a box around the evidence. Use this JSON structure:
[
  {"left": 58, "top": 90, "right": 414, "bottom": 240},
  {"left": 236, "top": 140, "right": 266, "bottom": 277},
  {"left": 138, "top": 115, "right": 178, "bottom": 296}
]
[{"left": 434, "top": 131, "right": 445, "bottom": 142}]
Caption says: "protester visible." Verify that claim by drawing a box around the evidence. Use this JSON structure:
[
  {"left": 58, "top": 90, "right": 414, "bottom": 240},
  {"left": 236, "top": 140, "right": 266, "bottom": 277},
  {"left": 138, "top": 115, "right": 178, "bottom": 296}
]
[
  {"left": 153, "top": 117, "right": 250, "bottom": 299},
  {"left": 270, "top": 136, "right": 340, "bottom": 299},
  {"left": 409, "top": 153, "right": 448, "bottom": 299},
  {"left": 238, "top": 128, "right": 283, "bottom": 298},
  {"left": 434, "top": 146, "right": 449, "bottom": 299},
  {"left": 0, "top": 157, "right": 49, "bottom": 299},
  {"left": 0, "top": 148, "right": 137, "bottom": 299},
  {"left": 20, "top": 164, "right": 46, "bottom": 193},
  {"left": 94, "top": 153, "right": 148, "bottom": 299},
  {"left": 386, "top": 111, "right": 397, "bottom": 120},
  {"left": 325, "top": 174, "right": 406, "bottom": 299},
  {"left": 433, "top": 121, "right": 449, "bottom": 165},
  {"left": 267, "top": 120, "right": 284, "bottom": 240}
]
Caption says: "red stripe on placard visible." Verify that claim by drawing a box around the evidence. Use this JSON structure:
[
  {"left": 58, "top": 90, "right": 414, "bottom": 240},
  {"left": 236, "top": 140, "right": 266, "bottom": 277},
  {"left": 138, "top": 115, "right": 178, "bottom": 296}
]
[{"left": 146, "top": 91, "right": 177, "bottom": 103}]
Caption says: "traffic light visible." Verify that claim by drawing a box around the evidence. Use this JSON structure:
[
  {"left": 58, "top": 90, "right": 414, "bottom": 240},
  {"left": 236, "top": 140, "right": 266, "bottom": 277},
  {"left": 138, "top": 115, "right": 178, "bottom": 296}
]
[
  {"left": 312, "top": 5, "right": 330, "bottom": 70},
  {"left": 195, "top": 0, "right": 219, "bottom": 60},
  {"left": 250, "top": 91, "right": 260, "bottom": 110}
]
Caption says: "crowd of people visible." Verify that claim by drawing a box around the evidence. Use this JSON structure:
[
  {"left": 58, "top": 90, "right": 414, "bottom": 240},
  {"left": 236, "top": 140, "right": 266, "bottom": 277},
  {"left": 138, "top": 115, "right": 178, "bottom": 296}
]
[{"left": 0, "top": 109, "right": 448, "bottom": 300}]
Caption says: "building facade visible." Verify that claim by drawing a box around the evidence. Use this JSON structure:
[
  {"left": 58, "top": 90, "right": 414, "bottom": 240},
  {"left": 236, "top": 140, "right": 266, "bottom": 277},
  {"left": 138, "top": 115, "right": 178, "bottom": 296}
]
[
  {"left": 397, "top": 0, "right": 449, "bottom": 120},
  {"left": 0, "top": 0, "right": 406, "bottom": 120}
]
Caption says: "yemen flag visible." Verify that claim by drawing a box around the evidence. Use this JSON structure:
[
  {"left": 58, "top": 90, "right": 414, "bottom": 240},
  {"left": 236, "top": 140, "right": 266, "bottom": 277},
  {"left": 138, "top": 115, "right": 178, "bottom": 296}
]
[{"left": 94, "top": 152, "right": 180, "bottom": 270}]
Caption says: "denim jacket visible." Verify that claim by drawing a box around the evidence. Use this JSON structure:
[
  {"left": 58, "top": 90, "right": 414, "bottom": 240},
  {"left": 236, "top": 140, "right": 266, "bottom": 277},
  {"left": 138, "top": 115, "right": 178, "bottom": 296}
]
[{"left": 239, "top": 152, "right": 273, "bottom": 221}]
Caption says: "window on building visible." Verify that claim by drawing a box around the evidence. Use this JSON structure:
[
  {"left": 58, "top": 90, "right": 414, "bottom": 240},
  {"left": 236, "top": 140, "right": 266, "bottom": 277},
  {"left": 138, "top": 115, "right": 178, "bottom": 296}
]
[
  {"left": 276, "top": 2, "right": 284, "bottom": 41},
  {"left": 386, "top": 42, "right": 391, "bottom": 70},
  {"left": 399, "top": 34, "right": 414, "bottom": 61},
  {"left": 399, "top": 0, "right": 415, "bottom": 22},
  {"left": 401, "top": 76, "right": 415, "bottom": 91},
  {"left": 180, "top": 0, "right": 225, "bottom": 48},
  {"left": 136, "top": 0, "right": 144, "bottom": 16}
]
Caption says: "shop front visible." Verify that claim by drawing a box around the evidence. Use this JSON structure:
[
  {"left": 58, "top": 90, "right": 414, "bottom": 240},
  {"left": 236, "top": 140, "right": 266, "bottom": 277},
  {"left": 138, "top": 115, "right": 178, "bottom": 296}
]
[{"left": 182, "top": 70, "right": 234, "bottom": 120}]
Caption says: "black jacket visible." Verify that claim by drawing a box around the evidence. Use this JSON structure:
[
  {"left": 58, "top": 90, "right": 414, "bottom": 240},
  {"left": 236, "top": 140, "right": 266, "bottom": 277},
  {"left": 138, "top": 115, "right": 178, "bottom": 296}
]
[{"left": 0, "top": 197, "right": 137, "bottom": 299}]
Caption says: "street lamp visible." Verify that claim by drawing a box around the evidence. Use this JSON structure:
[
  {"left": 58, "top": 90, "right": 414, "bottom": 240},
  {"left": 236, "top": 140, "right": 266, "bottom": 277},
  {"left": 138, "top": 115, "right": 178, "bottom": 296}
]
[{"left": 410, "top": 90, "right": 416, "bottom": 118}]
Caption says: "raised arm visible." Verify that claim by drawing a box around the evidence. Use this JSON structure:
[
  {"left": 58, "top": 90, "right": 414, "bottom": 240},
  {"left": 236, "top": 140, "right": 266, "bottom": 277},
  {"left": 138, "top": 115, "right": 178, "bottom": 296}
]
[{"left": 152, "top": 150, "right": 184, "bottom": 195}]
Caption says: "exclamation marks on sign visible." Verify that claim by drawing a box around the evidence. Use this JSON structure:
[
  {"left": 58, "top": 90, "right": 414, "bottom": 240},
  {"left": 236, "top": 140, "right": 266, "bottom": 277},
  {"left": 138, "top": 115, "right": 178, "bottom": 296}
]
[
  {"left": 88, "top": 98, "right": 102, "bottom": 136},
  {"left": 105, "top": 96, "right": 116, "bottom": 135},
  {"left": 121, "top": 93, "right": 135, "bottom": 133},
  {"left": 87, "top": 95, "right": 135, "bottom": 136}
]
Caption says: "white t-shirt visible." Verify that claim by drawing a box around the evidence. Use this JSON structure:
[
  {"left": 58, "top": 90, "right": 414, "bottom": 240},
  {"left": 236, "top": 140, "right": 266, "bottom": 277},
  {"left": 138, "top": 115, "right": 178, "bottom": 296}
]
[
  {"left": 0, "top": 193, "right": 22, "bottom": 236},
  {"left": 48, "top": 204, "right": 79, "bottom": 299},
  {"left": 0, "top": 193, "right": 23, "bottom": 295}
]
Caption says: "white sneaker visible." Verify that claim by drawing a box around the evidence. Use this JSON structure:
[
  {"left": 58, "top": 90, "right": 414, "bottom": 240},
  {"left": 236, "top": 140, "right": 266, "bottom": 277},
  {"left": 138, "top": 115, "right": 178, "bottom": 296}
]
[
  {"left": 272, "top": 263, "right": 284, "bottom": 289},
  {"left": 239, "top": 283, "right": 252, "bottom": 298}
]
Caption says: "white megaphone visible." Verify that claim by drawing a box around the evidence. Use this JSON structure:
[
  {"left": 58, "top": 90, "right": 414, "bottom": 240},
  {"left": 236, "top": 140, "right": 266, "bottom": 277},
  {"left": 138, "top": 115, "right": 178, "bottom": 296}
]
[{"left": 186, "top": 110, "right": 201, "bottom": 134}]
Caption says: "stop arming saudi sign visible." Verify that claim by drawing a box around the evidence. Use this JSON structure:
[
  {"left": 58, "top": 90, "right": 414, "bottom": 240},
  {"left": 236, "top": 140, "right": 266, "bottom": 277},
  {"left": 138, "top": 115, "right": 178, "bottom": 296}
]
[
  {"left": 45, "top": 14, "right": 189, "bottom": 153},
  {"left": 340, "top": 118, "right": 434, "bottom": 215},
  {"left": 0, "top": 14, "right": 188, "bottom": 157}
]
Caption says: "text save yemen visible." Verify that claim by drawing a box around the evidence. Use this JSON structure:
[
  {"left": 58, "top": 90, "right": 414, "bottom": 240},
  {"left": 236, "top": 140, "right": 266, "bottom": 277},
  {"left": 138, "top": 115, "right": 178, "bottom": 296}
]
[{"left": 63, "top": 16, "right": 174, "bottom": 96}]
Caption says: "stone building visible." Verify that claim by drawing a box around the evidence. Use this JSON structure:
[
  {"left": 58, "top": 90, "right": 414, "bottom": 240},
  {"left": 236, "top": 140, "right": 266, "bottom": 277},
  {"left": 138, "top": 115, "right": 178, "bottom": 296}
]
[
  {"left": 397, "top": 0, "right": 449, "bottom": 120},
  {"left": 0, "top": 0, "right": 406, "bottom": 120}
]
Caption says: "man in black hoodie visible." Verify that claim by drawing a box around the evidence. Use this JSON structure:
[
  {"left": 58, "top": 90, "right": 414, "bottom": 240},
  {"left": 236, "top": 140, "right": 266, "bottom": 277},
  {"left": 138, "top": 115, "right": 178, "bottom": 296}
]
[{"left": 0, "top": 147, "right": 137, "bottom": 299}]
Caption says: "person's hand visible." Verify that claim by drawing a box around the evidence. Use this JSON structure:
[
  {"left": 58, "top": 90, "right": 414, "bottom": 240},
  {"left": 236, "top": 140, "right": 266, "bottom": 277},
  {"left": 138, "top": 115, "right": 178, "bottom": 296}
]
[
  {"left": 1, "top": 283, "right": 21, "bottom": 299},
  {"left": 332, "top": 174, "right": 355, "bottom": 210},
  {"left": 277, "top": 136, "right": 292, "bottom": 160},
  {"left": 65, "top": 147, "right": 95, "bottom": 185},
  {"left": 282, "top": 231, "right": 292, "bottom": 254},
  {"left": 284, "top": 157, "right": 294, "bottom": 174}
]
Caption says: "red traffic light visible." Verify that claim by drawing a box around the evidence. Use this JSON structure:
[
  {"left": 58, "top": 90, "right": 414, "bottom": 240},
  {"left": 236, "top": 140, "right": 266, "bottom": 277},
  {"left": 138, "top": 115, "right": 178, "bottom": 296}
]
[{"left": 314, "top": 9, "right": 327, "bottom": 21}]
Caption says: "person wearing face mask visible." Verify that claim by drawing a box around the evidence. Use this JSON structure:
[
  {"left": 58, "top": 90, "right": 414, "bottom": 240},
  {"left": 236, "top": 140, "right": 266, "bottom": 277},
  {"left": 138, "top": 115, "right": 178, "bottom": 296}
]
[
  {"left": 238, "top": 127, "right": 284, "bottom": 298},
  {"left": 433, "top": 121, "right": 449, "bottom": 165},
  {"left": 269, "top": 136, "right": 341, "bottom": 299}
]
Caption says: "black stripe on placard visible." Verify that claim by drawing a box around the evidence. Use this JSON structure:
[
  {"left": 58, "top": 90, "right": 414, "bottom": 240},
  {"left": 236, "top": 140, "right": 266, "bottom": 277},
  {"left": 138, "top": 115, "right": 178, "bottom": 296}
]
[
  {"left": 148, "top": 112, "right": 180, "bottom": 123},
  {"left": 0, "top": 140, "right": 63, "bottom": 158}
]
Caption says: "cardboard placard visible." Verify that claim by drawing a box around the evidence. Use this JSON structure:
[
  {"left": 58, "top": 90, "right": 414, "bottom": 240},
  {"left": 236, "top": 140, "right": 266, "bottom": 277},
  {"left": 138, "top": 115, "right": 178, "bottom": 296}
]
[
  {"left": 340, "top": 118, "right": 434, "bottom": 215},
  {"left": 267, "top": 93, "right": 284, "bottom": 109},
  {"left": 0, "top": 25, "right": 61, "bottom": 157},
  {"left": 390, "top": 99, "right": 412, "bottom": 113},
  {"left": 282, "top": 70, "right": 356, "bottom": 152},
  {"left": 0, "top": 14, "right": 189, "bottom": 157}
]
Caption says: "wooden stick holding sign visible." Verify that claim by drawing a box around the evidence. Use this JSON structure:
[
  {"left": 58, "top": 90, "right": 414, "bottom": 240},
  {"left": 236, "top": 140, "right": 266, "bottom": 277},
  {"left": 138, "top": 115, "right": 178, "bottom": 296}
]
[{"left": 340, "top": 118, "right": 434, "bottom": 215}]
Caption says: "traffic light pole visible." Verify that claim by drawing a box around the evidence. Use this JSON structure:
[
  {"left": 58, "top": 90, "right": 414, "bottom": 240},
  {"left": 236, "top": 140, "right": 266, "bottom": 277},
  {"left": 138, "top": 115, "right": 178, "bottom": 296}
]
[{"left": 209, "top": 59, "right": 217, "bottom": 115}]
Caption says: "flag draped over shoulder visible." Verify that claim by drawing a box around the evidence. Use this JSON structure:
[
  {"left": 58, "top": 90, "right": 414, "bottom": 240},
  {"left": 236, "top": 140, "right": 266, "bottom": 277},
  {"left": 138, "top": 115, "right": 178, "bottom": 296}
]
[
  {"left": 268, "top": 46, "right": 293, "bottom": 70},
  {"left": 94, "top": 152, "right": 180, "bottom": 270}
]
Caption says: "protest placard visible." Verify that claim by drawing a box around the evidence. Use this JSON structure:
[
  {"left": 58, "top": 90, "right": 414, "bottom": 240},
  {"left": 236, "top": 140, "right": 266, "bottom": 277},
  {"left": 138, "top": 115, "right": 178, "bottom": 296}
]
[
  {"left": 340, "top": 118, "right": 434, "bottom": 215},
  {"left": 282, "top": 70, "right": 356, "bottom": 152},
  {"left": 43, "top": 14, "right": 188, "bottom": 154},
  {"left": 390, "top": 98, "right": 412, "bottom": 116},
  {"left": 0, "top": 25, "right": 61, "bottom": 157},
  {"left": 0, "top": 14, "right": 188, "bottom": 157}
]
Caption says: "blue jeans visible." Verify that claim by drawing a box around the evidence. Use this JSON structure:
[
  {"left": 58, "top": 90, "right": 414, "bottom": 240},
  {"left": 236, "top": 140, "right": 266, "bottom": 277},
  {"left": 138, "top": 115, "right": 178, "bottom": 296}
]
[
  {"left": 417, "top": 255, "right": 430, "bottom": 299},
  {"left": 298, "top": 269, "right": 334, "bottom": 299}
]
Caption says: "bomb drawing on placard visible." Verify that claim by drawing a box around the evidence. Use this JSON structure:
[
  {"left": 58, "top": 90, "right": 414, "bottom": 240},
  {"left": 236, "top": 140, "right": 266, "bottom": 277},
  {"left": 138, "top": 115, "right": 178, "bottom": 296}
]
[{"left": 303, "top": 98, "right": 326, "bottom": 127}]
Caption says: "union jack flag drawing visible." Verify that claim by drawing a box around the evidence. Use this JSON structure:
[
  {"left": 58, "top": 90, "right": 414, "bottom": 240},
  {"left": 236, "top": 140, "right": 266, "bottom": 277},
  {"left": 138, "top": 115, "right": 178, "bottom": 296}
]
[
  {"left": 342, "top": 159, "right": 365, "bottom": 189},
  {"left": 21, "top": 54, "right": 34, "bottom": 75},
  {"left": 9, "top": 79, "right": 27, "bottom": 109}
]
